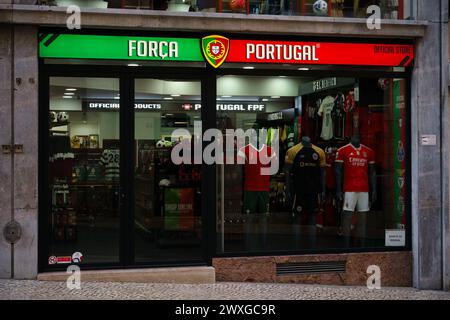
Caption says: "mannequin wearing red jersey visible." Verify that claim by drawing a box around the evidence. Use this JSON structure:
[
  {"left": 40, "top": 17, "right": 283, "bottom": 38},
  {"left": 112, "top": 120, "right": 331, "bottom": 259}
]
[
  {"left": 335, "top": 135, "right": 377, "bottom": 247},
  {"left": 238, "top": 129, "right": 276, "bottom": 251}
]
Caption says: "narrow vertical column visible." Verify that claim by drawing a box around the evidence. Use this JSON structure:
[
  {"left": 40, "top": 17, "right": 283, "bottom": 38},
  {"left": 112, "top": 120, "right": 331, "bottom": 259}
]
[
  {"left": 13, "top": 26, "right": 39, "bottom": 279},
  {"left": 202, "top": 70, "right": 217, "bottom": 264},
  {"left": 0, "top": 26, "right": 13, "bottom": 279},
  {"left": 439, "top": 0, "right": 450, "bottom": 292},
  {"left": 412, "top": 0, "right": 449, "bottom": 290}
]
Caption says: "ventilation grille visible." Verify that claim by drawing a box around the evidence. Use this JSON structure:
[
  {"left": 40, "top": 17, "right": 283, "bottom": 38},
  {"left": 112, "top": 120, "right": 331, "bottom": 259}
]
[{"left": 276, "top": 261, "right": 347, "bottom": 276}]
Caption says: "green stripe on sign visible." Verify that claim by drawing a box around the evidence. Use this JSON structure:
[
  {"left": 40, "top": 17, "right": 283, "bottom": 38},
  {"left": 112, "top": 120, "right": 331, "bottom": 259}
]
[{"left": 39, "top": 34, "right": 205, "bottom": 62}]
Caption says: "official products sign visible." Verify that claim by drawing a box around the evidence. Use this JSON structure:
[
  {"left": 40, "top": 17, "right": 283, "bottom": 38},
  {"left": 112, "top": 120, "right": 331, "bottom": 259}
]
[{"left": 39, "top": 34, "right": 414, "bottom": 67}]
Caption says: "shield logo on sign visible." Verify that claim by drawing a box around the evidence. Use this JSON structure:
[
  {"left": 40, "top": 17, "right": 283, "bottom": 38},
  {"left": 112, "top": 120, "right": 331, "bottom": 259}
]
[{"left": 202, "top": 35, "right": 230, "bottom": 68}]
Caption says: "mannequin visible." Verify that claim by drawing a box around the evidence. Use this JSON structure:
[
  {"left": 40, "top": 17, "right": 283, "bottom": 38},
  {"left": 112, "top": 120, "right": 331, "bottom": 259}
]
[
  {"left": 238, "top": 127, "right": 275, "bottom": 251},
  {"left": 335, "top": 135, "right": 377, "bottom": 247},
  {"left": 285, "top": 136, "right": 326, "bottom": 203},
  {"left": 285, "top": 136, "right": 326, "bottom": 249}
]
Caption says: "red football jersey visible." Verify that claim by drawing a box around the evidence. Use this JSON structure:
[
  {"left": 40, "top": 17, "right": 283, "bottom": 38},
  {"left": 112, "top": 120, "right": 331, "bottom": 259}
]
[
  {"left": 238, "top": 144, "right": 275, "bottom": 192},
  {"left": 335, "top": 144, "right": 375, "bottom": 192}
]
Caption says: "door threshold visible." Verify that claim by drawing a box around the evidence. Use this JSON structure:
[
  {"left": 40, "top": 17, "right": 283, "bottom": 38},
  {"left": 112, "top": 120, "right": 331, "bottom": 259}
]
[{"left": 38, "top": 266, "right": 215, "bottom": 284}]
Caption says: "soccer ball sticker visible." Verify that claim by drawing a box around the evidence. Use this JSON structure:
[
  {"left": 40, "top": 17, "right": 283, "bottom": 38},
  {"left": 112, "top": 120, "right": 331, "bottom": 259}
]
[
  {"left": 313, "top": 0, "right": 328, "bottom": 16},
  {"left": 72, "top": 252, "right": 83, "bottom": 264}
]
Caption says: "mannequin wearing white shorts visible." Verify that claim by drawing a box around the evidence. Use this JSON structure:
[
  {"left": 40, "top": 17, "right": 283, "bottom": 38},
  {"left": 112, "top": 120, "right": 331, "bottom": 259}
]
[
  {"left": 343, "top": 192, "right": 370, "bottom": 213},
  {"left": 335, "top": 135, "right": 377, "bottom": 247}
]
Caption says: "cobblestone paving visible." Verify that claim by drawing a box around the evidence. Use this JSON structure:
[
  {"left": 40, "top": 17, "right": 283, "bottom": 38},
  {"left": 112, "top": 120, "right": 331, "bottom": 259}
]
[{"left": 0, "top": 280, "right": 449, "bottom": 300}]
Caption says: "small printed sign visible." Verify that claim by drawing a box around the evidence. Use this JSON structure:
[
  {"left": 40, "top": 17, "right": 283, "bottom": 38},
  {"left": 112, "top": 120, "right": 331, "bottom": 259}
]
[
  {"left": 385, "top": 229, "right": 406, "bottom": 247},
  {"left": 49, "top": 255, "right": 74, "bottom": 265},
  {"left": 56, "top": 256, "right": 72, "bottom": 264},
  {"left": 421, "top": 135, "right": 437, "bottom": 146}
]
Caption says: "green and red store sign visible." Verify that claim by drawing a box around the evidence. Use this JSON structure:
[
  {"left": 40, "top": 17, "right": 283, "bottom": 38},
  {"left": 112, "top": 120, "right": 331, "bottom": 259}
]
[{"left": 39, "top": 33, "right": 414, "bottom": 67}]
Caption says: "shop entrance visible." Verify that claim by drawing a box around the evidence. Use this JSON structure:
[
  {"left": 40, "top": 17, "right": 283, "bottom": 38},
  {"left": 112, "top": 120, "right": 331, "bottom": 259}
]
[
  {"left": 40, "top": 71, "right": 210, "bottom": 270},
  {"left": 133, "top": 77, "right": 203, "bottom": 263}
]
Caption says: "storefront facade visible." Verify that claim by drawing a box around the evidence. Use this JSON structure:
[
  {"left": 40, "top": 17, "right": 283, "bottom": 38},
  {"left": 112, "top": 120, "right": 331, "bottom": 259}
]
[{"left": 0, "top": 1, "right": 448, "bottom": 290}]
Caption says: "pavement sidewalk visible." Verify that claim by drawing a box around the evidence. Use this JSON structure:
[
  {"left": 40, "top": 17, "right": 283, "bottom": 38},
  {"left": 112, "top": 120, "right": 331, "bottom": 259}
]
[{"left": 0, "top": 280, "right": 449, "bottom": 300}]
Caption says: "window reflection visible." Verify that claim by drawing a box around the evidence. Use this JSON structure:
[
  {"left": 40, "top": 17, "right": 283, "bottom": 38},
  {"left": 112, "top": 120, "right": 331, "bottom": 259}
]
[{"left": 40, "top": 0, "right": 411, "bottom": 19}]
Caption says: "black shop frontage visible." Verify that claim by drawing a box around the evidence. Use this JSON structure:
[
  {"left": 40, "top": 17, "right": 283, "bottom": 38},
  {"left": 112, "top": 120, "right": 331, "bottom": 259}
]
[{"left": 38, "top": 30, "right": 413, "bottom": 284}]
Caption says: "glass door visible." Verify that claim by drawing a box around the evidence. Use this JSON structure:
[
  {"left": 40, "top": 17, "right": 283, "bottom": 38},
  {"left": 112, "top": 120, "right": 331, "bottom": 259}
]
[
  {"left": 47, "top": 77, "right": 121, "bottom": 265},
  {"left": 133, "top": 78, "right": 204, "bottom": 263}
]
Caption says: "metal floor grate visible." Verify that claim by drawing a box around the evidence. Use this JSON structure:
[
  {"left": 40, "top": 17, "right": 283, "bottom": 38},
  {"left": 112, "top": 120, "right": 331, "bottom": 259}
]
[{"left": 276, "top": 261, "right": 347, "bottom": 276}]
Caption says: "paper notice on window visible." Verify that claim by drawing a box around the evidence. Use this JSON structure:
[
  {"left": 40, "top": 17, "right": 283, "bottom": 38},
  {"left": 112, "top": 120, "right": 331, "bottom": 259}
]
[{"left": 385, "top": 229, "right": 406, "bottom": 247}]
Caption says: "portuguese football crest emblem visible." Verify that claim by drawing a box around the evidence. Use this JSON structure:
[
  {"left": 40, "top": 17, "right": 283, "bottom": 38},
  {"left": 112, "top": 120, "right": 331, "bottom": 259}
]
[{"left": 202, "top": 35, "right": 230, "bottom": 68}]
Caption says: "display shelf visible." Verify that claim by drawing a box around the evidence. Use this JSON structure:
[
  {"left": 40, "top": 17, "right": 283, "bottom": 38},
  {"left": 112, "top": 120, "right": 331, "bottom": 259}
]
[
  {"left": 50, "top": 121, "right": 69, "bottom": 129},
  {"left": 67, "top": 182, "right": 120, "bottom": 187},
  {"left": 71, "top": 148, "right": 103, "bottom": 153}
]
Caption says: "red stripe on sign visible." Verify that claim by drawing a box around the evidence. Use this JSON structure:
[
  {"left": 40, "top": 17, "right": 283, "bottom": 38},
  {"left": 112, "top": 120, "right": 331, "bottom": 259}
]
[
  {"left": 57, "top": 256, "right": 72, "bottom": 264},
  {"left": 226, "top": 40, "right": 414, "bottom": 67}
]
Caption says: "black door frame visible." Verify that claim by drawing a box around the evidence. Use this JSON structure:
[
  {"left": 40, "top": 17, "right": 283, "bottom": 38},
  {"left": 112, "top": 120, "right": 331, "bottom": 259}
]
[{"left": 38, "top": 63, "right": 216, "bottom": 272}]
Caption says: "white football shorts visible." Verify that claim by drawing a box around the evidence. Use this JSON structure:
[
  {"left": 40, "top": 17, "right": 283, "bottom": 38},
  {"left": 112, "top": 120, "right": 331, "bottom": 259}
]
[{"left": 343, "top": 192, "right": 370, "bottom": 212}]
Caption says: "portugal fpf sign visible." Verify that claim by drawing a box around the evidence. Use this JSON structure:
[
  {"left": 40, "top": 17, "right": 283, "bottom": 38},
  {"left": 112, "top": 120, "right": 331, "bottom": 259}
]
[{"left": 202, "top": 35, "right": 230, "bottom": 68}]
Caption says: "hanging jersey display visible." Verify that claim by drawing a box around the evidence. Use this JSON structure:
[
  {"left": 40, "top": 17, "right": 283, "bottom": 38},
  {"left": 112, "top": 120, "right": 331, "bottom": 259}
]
[
  {"left": 266, "top": 127, "right": 279, "bottom": 147},
  {"left": 100, "top": 149, "right": 120, "bottom": 181},
  {"left": 318, "top": 96, "right": 335, "bottom": 141},
  {"left": 344, "top": 91, "right": 358, "bottom": 138},
  {"left": 238, "top": 144, "right": 275, "bottom": 192},
  {"left": 335, "top": 143, "right": 375, "bottom": 192},
  {"left": 333, "top": 93, "right": 346, "bottom": 139}
]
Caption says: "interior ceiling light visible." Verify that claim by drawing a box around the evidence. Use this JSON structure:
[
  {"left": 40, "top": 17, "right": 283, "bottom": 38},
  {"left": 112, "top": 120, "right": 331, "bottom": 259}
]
[
  {"left": 127, "top": 63, "right": 140, "bottom": 67},
  {"left": 171, "top": 94, "right": 181, "bottom": 97},
  {"left": 164, "top": 97, "right": 173, "bottom": 100},
  {"left": 65, "top": 88, "right": 77, "bottom": 91},
  {"left": 243, "top": 66, "right": 254, "bottom": 70},
  {"left": 271, "top": 96, "right": 280, "bottom": 99},
  {"left": 298, "top": 67, "right": 310, "bottom": 71},
  {"left": 64, "top": 92, "right": 75, "bottom": 95},
  {"left": 62, "top": 96, "right": 73, "bottom": 99}
]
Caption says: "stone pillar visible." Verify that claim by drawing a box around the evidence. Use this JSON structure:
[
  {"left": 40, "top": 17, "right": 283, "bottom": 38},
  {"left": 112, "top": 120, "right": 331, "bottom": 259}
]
[
  {"left": 412, "top": 0, "right": 449, "bottom": 290},
  {"left": 0, "top": 26, "right": 12, "bottom": 279},
  {"left": 0, "top": 25, "right": 39, "bottom": 280},
  {"left": 12, "top": 26, "right": 39, "bottom": 279}
]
